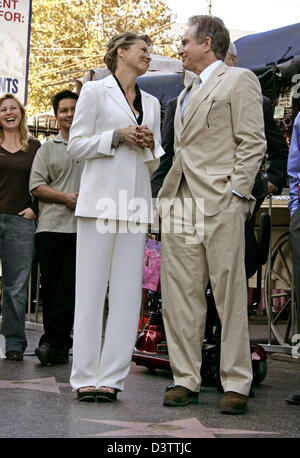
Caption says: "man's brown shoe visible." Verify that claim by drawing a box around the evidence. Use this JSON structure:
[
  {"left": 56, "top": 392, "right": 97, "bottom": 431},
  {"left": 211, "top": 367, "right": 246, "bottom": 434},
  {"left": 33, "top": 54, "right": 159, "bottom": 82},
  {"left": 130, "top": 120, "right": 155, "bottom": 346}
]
[
  {"left": 163, "top": 385, "right": 199, "bottom": 407},
  {"left": 220, "top": 391, "right": 248, "bottom": 414}
]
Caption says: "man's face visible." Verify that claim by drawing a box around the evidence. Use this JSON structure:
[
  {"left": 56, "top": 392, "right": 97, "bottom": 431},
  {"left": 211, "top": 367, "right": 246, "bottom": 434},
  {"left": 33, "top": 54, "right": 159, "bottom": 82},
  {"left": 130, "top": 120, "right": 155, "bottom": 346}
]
[
  {"left": 56, "top": 98, "right": 76, "bottom": 132},
  {"left": 179, "top": 25, "right": 207, "bottom": 74}
]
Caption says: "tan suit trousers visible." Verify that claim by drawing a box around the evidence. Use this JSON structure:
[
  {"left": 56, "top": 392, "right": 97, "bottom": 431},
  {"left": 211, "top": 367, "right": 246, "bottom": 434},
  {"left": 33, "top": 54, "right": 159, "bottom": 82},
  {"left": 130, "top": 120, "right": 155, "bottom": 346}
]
[{"left": 160, "top": 178, "right": 253, "bottom": 396}]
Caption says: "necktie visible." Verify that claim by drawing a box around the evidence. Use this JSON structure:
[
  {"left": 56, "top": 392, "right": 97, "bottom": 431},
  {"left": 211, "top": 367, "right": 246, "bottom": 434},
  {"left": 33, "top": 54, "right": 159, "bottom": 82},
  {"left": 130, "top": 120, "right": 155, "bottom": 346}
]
[
  {"left": 182, "top": 75, "right": 201, "bottom": 120},
  {"left": 190, "top": 75, "right": 201, "bottom": 92}
]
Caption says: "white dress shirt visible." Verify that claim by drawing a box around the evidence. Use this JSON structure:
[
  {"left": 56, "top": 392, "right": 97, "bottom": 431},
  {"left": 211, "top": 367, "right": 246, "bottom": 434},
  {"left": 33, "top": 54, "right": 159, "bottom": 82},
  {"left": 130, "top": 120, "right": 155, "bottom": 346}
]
[{"left": 181, "top": 60, "right": 223, "bottom": 114}]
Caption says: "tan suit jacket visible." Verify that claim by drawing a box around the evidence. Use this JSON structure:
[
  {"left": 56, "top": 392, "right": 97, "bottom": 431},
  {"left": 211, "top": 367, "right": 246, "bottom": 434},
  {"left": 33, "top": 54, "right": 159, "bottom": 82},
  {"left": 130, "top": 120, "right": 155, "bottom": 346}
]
[{"left": 158, "top": 62, "right": 267, "bottom": 216}]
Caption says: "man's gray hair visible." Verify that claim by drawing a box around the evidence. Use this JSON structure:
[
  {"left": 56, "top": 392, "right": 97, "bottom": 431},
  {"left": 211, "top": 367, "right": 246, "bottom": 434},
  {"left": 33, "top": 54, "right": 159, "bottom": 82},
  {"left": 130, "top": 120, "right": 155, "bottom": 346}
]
[
  {"left": 228, "top": 41, "right": 237, "bottom": 56},
  {"left": 188, "top": 15, "right": 230, "bottom": 61}
]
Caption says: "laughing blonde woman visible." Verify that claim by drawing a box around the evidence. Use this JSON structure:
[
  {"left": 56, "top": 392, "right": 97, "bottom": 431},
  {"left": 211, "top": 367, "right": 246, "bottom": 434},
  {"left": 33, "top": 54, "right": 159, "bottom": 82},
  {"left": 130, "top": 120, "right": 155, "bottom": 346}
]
[{"left": 0, "top": 93, "right": 40, "bottom": 361}]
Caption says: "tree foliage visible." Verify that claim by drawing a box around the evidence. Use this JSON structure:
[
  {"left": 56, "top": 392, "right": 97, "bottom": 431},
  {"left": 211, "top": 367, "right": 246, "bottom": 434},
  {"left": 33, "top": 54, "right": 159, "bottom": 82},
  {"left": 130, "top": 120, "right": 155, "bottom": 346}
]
[{"left": 27, "top": 0, "right": 179, "bottom": 115}]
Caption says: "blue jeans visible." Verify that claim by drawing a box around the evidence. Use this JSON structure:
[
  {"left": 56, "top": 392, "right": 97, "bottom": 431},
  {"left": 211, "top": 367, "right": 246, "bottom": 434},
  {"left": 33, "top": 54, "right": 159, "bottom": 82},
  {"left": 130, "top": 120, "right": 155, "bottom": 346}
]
[{"left": 0, "top": 214, "right": 35, "bottom": 353}]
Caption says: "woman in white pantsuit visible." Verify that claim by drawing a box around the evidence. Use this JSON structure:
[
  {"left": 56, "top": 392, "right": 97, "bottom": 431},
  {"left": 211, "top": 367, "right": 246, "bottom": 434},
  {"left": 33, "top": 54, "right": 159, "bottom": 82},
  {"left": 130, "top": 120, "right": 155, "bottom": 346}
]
[{"left": 68, "top": 32, "right": 164, "bottom": 402}]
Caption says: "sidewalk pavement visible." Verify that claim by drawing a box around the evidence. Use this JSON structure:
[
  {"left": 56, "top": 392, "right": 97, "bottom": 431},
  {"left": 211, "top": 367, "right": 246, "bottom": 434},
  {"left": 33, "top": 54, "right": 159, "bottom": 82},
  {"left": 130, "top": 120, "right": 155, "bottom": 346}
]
[{"left": 0, "top": 322, "right": 299, "bottom": 445}]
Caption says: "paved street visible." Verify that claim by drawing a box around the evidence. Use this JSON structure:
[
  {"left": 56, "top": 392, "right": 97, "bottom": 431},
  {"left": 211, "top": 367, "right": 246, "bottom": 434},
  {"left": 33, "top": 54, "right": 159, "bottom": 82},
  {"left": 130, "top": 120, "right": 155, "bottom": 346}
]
[{"left": 0, "top": 321, "right": 299, "bottom": 451}]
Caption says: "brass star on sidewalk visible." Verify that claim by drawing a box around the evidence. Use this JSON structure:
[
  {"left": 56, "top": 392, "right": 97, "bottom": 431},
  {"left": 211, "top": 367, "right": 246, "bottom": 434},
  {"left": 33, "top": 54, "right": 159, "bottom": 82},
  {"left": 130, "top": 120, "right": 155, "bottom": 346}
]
[
  {"left": 82, "top": 417, "right": 279, "bottom": 438},
  {"left": 0, "top": 377, "right": 70, "bottom": 394}
]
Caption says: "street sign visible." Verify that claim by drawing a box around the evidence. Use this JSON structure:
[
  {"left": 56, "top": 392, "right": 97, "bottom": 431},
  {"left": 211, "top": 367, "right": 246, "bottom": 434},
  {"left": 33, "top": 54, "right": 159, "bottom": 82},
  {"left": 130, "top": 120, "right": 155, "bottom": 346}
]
[{"left": 0, "top": 0, "right": 32, "bottom": 105}]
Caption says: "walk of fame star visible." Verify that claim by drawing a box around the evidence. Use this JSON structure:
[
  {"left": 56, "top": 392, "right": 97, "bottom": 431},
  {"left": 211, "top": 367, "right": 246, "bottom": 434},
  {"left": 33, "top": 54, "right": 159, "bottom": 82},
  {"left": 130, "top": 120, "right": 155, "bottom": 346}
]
[
  {"left": 81, "top": 417, "right": 279, "bottom": 438},
  {"left": 0, "top": 378, "right": 280, "bottom": 438},
  {"left": 0, "top": 377, "right": 70, "bottom": 393}
]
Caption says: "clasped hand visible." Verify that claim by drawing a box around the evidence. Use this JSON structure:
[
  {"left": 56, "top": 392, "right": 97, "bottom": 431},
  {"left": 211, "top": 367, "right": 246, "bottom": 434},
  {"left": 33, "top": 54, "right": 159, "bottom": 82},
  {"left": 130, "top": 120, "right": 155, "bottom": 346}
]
[
  {"left": 63, "top": 192, "right": 79, "bottom": 210},
  {"left": 121, "top": 125, "right": 154, "bottom": 151}
]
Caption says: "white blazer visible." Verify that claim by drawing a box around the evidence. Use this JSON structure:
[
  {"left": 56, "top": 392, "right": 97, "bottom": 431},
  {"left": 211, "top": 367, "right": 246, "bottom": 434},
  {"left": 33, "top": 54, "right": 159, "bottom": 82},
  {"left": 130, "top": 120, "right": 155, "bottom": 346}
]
[{"left": 67, "top": 75, "right": 165, "bottom": 223}]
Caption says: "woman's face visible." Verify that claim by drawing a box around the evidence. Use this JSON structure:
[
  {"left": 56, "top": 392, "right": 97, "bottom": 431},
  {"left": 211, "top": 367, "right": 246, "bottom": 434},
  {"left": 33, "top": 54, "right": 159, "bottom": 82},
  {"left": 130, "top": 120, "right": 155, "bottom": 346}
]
[
  {"left": 0, "top": 98, "right": 22, "bottom": 131},
  {"left": 120, "top": 39, "right": 151, "bottom": 76}
]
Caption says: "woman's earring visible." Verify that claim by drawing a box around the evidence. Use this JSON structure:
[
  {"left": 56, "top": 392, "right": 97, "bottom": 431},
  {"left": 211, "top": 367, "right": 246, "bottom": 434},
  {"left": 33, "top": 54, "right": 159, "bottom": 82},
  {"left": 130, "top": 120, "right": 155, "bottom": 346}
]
[{"left": 121, "top": 56, "right": 125, "bottom": 61}]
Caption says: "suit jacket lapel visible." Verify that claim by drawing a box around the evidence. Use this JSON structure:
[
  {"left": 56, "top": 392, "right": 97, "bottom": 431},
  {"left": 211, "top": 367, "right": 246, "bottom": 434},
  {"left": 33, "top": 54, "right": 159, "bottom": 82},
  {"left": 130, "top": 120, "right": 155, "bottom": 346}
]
[
  {"left": 174, "top": 84, "right": 191, "bottom": 133},
  {"left": 104, "top": 75, "right": 137, "bottom": 124},
  {"left": 141, "top": 91, "right": 151, "bottom": 125},
  {"left": 182, "top": 63, "right": 226, "bottom": 129}
]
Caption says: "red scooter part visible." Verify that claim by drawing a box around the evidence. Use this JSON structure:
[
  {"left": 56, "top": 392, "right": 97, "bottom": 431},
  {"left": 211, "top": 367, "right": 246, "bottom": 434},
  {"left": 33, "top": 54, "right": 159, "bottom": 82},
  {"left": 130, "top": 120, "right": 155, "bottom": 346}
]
[{"left": 132, "top": 314, "right": 267, "bottom": 386}]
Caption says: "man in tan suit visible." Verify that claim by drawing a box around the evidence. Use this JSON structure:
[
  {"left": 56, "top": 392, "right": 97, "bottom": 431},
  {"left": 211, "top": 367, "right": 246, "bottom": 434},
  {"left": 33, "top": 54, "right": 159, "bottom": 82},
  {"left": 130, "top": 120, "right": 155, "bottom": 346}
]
[{"left": 158, "top": 15, "right": 267, "bottom": 414}]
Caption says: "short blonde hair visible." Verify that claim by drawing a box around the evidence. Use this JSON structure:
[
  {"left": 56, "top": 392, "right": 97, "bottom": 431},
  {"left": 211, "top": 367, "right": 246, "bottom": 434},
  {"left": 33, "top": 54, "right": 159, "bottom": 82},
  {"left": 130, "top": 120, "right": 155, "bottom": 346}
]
[
  {"left": 0, "top": 93, "right": 29, "bottom": 151},
  {"left": 104, "top": 31, "right": 152, "bottom": 74}
]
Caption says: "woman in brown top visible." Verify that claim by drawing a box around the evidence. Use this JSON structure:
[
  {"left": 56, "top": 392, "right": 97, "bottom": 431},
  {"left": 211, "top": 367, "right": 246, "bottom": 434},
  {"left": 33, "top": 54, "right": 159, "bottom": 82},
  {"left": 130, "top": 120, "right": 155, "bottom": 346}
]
[{"left": 0, "top": 93, "right": 40, "bottom": 361}]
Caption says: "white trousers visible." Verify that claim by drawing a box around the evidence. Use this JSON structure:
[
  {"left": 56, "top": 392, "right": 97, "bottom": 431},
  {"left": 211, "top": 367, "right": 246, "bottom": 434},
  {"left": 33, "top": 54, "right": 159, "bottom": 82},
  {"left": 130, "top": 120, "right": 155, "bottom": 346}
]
[{"left": 70, "top": 217, "right": 146, "bottom": 391}]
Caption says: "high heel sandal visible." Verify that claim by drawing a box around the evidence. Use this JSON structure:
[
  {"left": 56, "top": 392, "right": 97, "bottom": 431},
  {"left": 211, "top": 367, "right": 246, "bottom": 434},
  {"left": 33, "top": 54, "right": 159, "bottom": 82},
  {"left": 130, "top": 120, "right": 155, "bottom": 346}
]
[
  {"left": 77, "top": 386, "right": 97, "bottom": 402},
  {"left": 96, "top": 386, "right": 118, "bottom": 402}
]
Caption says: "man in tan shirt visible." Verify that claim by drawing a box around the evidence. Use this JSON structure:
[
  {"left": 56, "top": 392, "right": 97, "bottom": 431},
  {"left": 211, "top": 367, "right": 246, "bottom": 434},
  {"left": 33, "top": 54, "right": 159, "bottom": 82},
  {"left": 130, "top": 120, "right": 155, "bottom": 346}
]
[{"left": 29, "top": 90, "right": 84, "bottom": 366}]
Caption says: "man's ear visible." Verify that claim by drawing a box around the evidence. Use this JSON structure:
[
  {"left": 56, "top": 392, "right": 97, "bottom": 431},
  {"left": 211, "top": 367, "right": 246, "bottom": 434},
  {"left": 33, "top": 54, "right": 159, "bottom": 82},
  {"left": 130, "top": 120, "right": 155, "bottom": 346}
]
[{"left": 203, "top": 36, "right": 212, "bottom": 52}]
